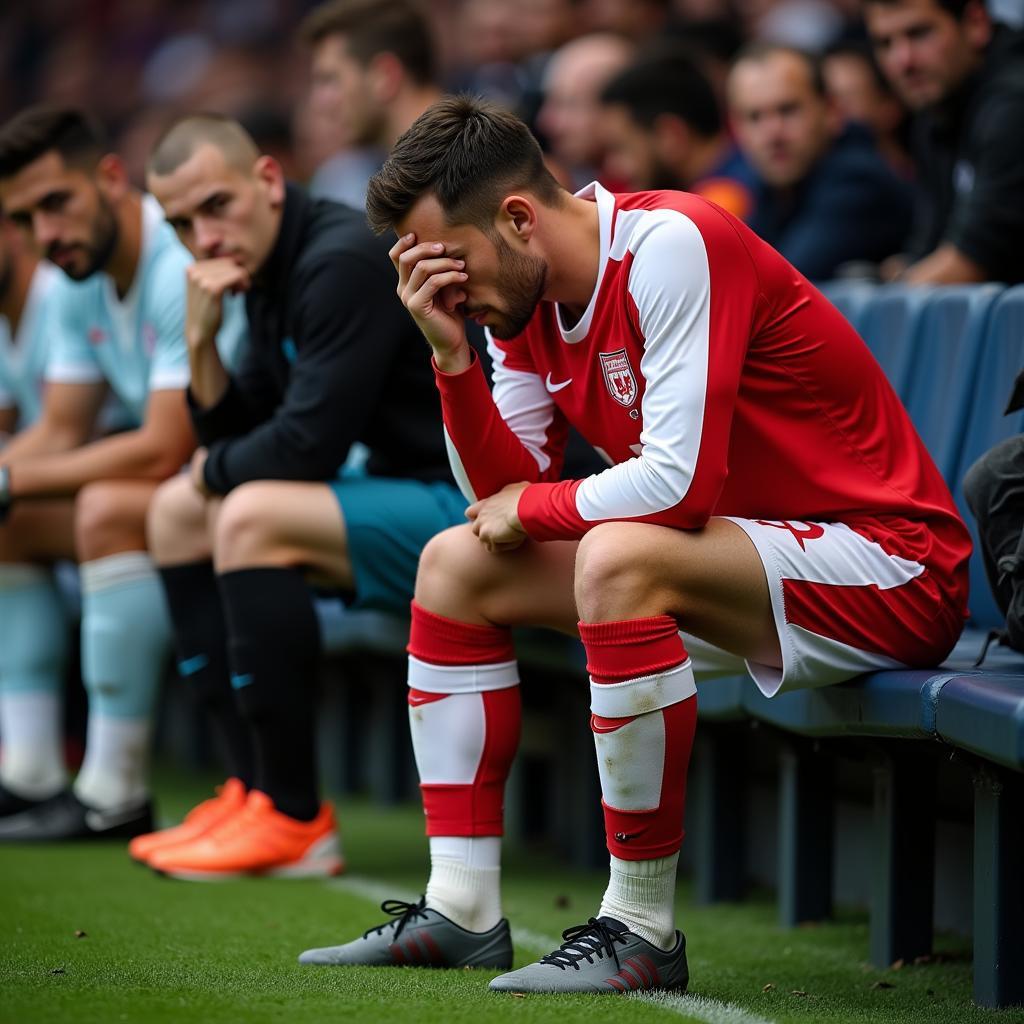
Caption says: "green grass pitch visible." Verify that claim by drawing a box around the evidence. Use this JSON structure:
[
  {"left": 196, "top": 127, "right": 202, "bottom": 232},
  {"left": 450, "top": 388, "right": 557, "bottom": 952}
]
[{"left": 1, "top": 769, "right": 1020, "bottom": 1024}]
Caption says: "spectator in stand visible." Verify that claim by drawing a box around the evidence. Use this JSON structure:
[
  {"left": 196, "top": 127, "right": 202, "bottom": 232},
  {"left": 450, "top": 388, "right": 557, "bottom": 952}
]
[
  {"left": 301, "top": 0, "right": 442, "bottom": 209},
  {"left": 580, "top": 0, "right": 673, "bottom": 41},
  {"left": 600, "top": 47, "right": 756, "bottom": 218},
  {"left": 864, "top": 0, "right": 1024, "bottom": 283},
  {"left": 535, "top": 33, "right": 636, "bottom": 190},
  {"left": 728, "top": 44, "right": 913, "bottom": 280},
  {"left": 823, "top": 39, "right": 914, "bottom": 176}
]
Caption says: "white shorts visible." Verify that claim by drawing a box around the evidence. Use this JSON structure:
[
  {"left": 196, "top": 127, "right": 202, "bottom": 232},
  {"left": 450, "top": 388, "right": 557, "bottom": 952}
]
[{"left": 685, "top": 517, "right": 964, "bottom": 698}]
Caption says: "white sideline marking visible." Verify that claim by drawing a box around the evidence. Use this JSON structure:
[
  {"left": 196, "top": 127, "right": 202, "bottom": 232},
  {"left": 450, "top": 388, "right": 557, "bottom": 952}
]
[
  {"left": 331, "top": 875, "right": 778, "bottom": 1024},
  {"left": 632, "top": 991, "right": 776, "bottom": 1024}
]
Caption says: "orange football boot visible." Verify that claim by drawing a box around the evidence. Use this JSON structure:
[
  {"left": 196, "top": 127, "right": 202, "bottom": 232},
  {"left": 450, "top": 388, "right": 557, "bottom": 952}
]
[
  {"left": 147, "top": 790, "right": 344, "bottom": 881},
  {"left": 129, "top": 777, "right": 248, "bottom": 865}
]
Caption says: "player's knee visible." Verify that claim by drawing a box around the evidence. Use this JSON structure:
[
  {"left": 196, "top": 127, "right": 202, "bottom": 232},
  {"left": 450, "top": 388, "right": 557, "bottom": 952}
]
[
  {"left": 574, "top": 523, "right": 662, "bottom": 620},
  {"left": 147, "top": 475, "right": 207, "bottom": 564},
  {"left": 75, "top": 482, "right": 145, "bottom": 560},
  {"left": 414, "top": 524, "right": 489, "bottom": 608},
  {"left": 215, "top": 482, "right": 284, "bottom": 570}
]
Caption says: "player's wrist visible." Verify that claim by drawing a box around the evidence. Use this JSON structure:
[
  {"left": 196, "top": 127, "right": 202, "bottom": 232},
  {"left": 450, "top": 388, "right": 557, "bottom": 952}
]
[
  {"left": 186, "top": 325, "right": 218, "bottom": 351},
  {"left": 432, "top": 344, "right": 473, "bottom": 375}
]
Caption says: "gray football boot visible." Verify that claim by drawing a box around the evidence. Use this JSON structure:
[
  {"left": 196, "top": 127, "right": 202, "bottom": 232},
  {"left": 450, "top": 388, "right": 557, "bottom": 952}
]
[
  {"left": 489, "top": 916, "right": 688, "bottom": 994},
  {"left": 298, "top": 896, "right": 513, "bottom": 969}
]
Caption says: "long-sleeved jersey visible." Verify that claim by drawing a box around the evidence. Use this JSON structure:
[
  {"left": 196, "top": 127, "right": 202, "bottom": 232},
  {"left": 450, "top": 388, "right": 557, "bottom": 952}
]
[{"left": 437, "top": 183, "right": 970, "bottom": 591}]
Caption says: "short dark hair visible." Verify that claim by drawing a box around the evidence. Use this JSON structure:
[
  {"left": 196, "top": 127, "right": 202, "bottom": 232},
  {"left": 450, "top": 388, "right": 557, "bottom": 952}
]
[
  {"left": 824, "top": 38, "right": 897, "bottom": 98},
  {"left": 862, "top": 0, "right": 976, "bottom": 16},
  {"left": 732, "top": 43, "right": 827, "bottom": 98},
  {"left": 298, "top": 0, "right": 436, "bottom": 85},
  {"left": 365, "top": 95, "right": 565, "bottom": 236},
  {"left": 601, "top": 48, "right": 722, "bottom": 138},
  {"left": 0, "top": 105, "right": 107, "bottom": 179},
  {"left": 148, "top": 114, "right": 259, "bottom": 177}
]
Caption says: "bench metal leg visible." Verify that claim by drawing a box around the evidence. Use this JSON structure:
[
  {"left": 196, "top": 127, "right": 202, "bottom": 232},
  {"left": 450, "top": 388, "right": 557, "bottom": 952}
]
[
  {"left": 973, "top": 766, "right": 1024, "bottom": 1009},
  {"left": 362, "top": 654, "right": 415, "bottom": 804},
  {"left": 549, "top": 684, "right": 606, "bottom": 870},
  {"left": 870, "top": 748, "right": 935, "bottom": 967},
  {"left": 691, "top": 726, "right": 747, "bottom": 903},
  {"left": 778, "top": 740, "right": 833, "bottom": 926},
  {"left": 316, "top": 662, "right": 363, "bottom": 795}
]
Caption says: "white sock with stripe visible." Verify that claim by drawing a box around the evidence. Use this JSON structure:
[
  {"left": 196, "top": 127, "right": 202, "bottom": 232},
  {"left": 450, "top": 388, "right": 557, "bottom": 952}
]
[{"left": 599, "top": 852, "right": 679, "bottom": 950}]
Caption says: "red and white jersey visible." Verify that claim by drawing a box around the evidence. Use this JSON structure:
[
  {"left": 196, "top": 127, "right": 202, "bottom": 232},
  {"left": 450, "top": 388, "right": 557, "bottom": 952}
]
[{"left": 436, "top": 183, "right": 970, "bottom": 593}]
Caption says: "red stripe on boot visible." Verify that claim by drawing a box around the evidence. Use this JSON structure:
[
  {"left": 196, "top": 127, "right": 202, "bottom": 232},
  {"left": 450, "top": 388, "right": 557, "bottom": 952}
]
[{"left": 408, "top": 601, "right": 515, "bottom": 665}]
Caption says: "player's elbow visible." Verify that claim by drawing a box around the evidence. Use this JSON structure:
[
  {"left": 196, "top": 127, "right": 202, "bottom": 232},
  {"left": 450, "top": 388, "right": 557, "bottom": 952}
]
[
  {"left": 140, "top": 437, "right": 196, "bottom": 481},
  {"left": 641, "top": 457, "right": 718, "bottom": 529}
]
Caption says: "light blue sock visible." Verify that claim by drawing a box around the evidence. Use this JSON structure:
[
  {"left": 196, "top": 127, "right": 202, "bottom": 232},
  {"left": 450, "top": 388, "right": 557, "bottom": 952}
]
[
  {"left": 0, "top": 564, "right": 69, "bottom": 796},
  {"left": 75, "top": 552, "right": 172, "bottom": 808}
]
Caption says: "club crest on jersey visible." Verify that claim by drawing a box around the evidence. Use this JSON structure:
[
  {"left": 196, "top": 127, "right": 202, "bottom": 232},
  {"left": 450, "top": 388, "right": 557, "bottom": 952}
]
[{"left": 599, "top": 348, "right": 638, "bottom": 407}]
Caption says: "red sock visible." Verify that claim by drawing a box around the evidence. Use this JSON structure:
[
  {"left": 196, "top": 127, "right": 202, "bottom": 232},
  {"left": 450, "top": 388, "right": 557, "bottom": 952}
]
[
  {"left": 407, "top": 601, "right": 521, "bottom": 837},
  {"left": 579, "top": 615, "right": 697, "bottom": 860}
]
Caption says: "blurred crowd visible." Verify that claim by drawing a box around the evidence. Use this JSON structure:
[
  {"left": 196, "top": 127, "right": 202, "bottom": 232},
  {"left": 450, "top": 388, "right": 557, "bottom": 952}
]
[{"left": 2, "top": 0, "right": 1024, "bottom": 283}]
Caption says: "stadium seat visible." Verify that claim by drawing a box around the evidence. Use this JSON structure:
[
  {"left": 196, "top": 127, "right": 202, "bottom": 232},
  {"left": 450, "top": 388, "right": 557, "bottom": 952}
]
[
  {"left": 902, "top": 285, "right": 1002, "bottom": 484},
  {"left": 856, "top": 285, "right": 930, "bottom": 400},
  {"left": 818, "top": 279, "right": 877, "bottom": 335}
]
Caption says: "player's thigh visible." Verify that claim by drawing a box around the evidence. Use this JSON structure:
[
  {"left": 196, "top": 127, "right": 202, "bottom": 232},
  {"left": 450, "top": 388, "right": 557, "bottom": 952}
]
[
  {"left": 75, "top": 479, "right": 161, "bottom": 560},
  {"left": 214, "top": 480, "right": 347, "bottom": 579},
  {"left": 574, "top": 518, "right": 778, "bottom": 664},
  {"left": 147, "top": 473, "right": 215, "bottom": 565},
  {"left": 417, "top": 522, "right": 581, "bottom": 635},
  {"left": 331, "top": 476, "right": 494, "bottom": 615},
  {"left": 0, "top": 500, "right": 77, "bottom": 563}
]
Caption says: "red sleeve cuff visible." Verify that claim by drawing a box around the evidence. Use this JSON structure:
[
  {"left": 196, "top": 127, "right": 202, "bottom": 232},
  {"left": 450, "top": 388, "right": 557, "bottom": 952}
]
[{"left": 517, "top": 479, "right": 587, "bottom": 541}]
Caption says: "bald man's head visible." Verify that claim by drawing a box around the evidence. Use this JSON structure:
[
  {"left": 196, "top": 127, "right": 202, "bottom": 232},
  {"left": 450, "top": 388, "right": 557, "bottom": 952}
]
[
  {"left": 147, "top": 115, "right": 285, "bottom": 274},
  {"left": 148, "top": 114, "right": 260, "bottom": 178},
  {"left": 537, "top": 33, "right": 636, "bottom": 168}
]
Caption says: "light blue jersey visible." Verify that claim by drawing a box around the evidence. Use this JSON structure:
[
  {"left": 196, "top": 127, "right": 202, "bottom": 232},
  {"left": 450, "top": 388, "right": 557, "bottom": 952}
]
[
  {"left": 0, "top": 261, "right": 61, "bottom": 429},
  {"left": 45, "top": 194, "right": 247, "bottom": 426}
]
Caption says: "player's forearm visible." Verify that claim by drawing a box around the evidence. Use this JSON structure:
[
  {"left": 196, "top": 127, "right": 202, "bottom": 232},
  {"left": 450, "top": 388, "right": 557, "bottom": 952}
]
[
  {"left": 902, "top": 244, "right": 986, "bottom": 285},
  {"left": 7, "top": 429, "right": 193, "bottom": 500},
  {"left": 187, "top": 341, "right": 230, "bottom": 409},
  {"left": 435, "top": 355, "right": 550, "bottom": 499},
  {"left": 0, "top": 417, "right": 85, "bottom": 464}
]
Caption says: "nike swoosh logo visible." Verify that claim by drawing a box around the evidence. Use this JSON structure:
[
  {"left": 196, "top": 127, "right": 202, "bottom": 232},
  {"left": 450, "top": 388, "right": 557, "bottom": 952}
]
[
  {"left": 84, "top": 808, "right": 142, "bottom": 832},
  {"left": 408, "top": 693, "right": 449, "bottom": 707},
  {"left": 177, "top": 654, "right": 209, "bottom": 677},
  {"left": 545, "top": 373, "right": 573, "bottom": 393}
]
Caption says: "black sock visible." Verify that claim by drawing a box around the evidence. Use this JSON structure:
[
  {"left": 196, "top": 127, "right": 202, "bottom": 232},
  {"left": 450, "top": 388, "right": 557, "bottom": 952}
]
[
  {"left": 218, "top": 567, "right": 321, "bottom": 822},
  {"left": 158, "top": 561, "right": 254, "bottom": 787}
]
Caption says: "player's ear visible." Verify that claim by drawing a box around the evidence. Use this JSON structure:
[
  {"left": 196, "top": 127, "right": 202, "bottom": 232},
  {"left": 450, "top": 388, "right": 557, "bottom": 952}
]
[
  {"left": 498, "top": 195, "right": 537, "bottom": 244},
  {"left": 254, "top": 155, "right": 286, "bottom": 208},
  {"left": 94, "top": 154, "right": 129, "bottom": 203}
]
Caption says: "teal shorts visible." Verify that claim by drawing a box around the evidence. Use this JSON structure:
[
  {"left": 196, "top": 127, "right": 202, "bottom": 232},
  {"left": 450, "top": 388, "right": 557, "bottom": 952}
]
[{"left": 327, "top": 476, "right": 468, "bottom": 613}]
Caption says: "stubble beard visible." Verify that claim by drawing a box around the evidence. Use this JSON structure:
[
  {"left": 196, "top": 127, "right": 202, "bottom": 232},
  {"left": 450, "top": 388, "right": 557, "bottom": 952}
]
[
  {"left": 60, "top": 192, "right": 119, "bottom": 281},
  {"left": 488, "top": 237, "right": 549, "bottom": 340}
]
